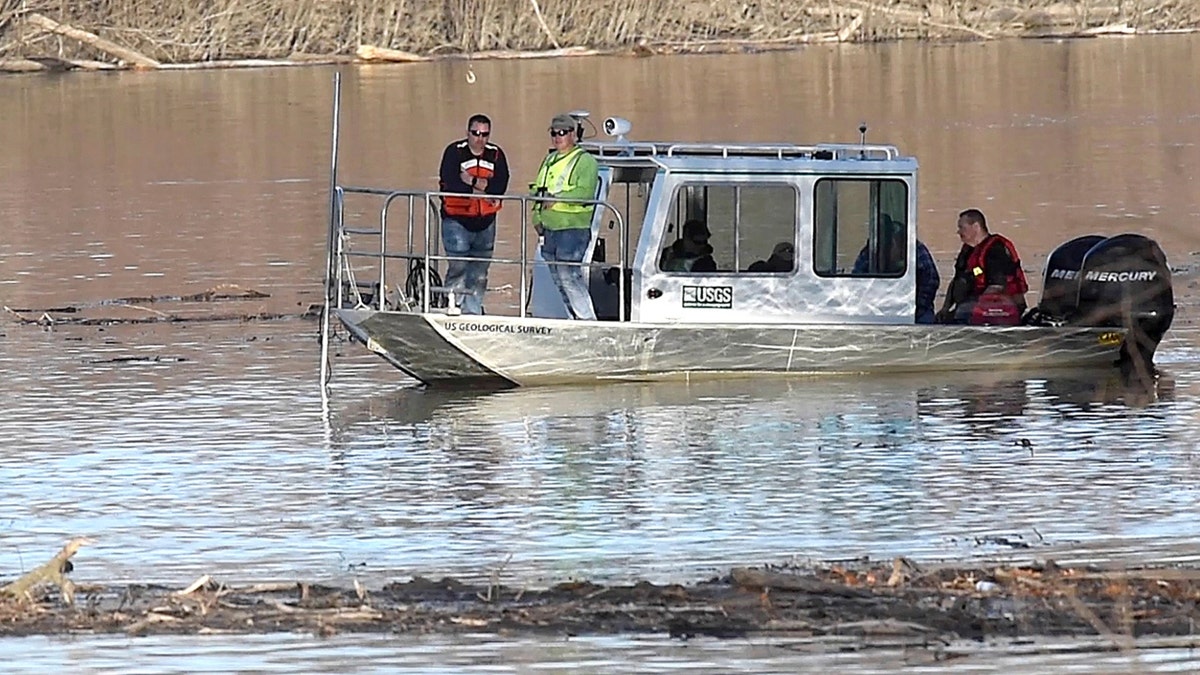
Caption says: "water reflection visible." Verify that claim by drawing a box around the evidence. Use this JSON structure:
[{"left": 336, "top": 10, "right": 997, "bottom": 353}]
[
  {"left": 324, "top": 367, "right": 1200, "bottom": 583},
  {"left": 5, "top": 633, "right": 1198, "bottom": 674},
  {"left": 917, "top": 368, "right": 1177, "bottom": 443}
]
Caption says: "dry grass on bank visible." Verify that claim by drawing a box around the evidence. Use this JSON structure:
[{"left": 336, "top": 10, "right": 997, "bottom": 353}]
[{"left": 1, "top": 0, "right": 1199, "bottom": 66}]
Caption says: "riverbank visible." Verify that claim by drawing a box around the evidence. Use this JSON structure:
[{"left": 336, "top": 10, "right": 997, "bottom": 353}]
[
  {"left": 4, "top": 544, "right": 1199, "bottom": 653},
  {"left": 2, "top": 1, "right": 1199, "bottom": 74}
]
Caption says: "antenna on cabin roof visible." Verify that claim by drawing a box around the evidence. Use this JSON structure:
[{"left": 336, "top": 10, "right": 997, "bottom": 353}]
[
  {"left": 858, "top": 122, "right": 868, "bottom": 159},
  {"left": 568, "top": 109, "right": 590, "bottom": 141}
]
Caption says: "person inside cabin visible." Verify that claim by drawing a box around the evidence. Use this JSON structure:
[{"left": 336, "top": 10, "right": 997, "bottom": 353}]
[
  {"left": 935, "top": 208, "right": 1029, "bottom": 325},
  {"left": 748, "top": 241, "right": 795, "bottom": 272},
  {"left": 437, "top": 113, "right": 511, "bottom": 315},
  {"left": 659, "top": 219, "right": 718, "bottom": 272},
  {"left": 531, "top": 113, "right": 600, "bottom": 320},
  {"left": 851, "top": 216, "right": 940, "bottom": 324}
]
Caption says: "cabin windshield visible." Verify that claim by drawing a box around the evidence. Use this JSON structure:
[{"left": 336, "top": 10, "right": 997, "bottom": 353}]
[
  {"left": 813, "top": 178, "right": 909, "bottom": 278},
  {"left": 659, "top": 183, "right": 798, "bottom": 274}
]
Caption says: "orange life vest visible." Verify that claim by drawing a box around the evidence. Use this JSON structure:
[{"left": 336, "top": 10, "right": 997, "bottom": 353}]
[
  {"left": 967, "top": 234, "right": 1029, "bottom": 297},
  {"left": 442, "top": 145, "right": 503, "bottom": 219}
]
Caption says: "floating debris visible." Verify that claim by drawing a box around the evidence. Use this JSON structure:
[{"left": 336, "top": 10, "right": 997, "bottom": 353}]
[
  {"left": 82, "top": 355, "right": 189, "bottom": 365},
  {"left": 2, "top": 285, "right": 308, "bottom": 327},
  {"left": 4, "top": 542, "right": 1200, "bottom": 648}
]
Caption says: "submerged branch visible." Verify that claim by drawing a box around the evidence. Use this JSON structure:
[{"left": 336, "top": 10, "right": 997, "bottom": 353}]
[{"left": 2, "top": 285, "right": 284, "bottom": 326}]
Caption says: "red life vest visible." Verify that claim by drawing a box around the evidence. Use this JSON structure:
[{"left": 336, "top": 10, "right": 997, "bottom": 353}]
[
  {"left": 441, "top": 145, "right": 503, "bottom": 219},
  {"left": 966, "top": 234, "right": 1029, "bottom": 297}
]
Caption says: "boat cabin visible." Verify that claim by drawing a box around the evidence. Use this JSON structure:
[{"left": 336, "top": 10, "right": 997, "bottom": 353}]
[{"left": 530, "top": 117, "right": 922, "bottom": 325}]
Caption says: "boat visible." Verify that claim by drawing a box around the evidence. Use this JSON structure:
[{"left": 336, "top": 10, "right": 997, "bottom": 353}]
[{"left": 318, "top": 76, "right": 1175, "bottom": 388}]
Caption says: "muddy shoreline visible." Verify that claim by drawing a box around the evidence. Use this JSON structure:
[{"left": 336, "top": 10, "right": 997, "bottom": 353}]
[
  {"left": 2, "top": 1, "right": 1200, "bottom": 75},
  {"left": 4, "top": 558, "right": 1199, "bottom": 649}
]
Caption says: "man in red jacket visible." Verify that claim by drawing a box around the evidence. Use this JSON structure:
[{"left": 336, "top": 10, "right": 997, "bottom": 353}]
[
  {"left": 438, "top": 114, "right": 510, "bottom": 315},
  {"left": 937, "top": 208, "right": 1029, "bottom": 325}
]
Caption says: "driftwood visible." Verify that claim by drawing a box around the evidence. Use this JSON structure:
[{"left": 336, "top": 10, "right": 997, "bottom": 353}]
[
  {"left": 730, "top": 567, "right": 871, "bottom": 597},
  {"left": 159, "top": 57, "right": 350, "bottom": 70},
  {"left": 1, "top": 538, "right": 95, "bottom": 606},
  {"left": 4, "top": 308, "right": 295, "bottom": 327},
  {"left": 0, "top": 57, "right": 120, "bottom": 72},
  {"left": 455, "top": 46, "right": 604, "bottom": 60},
  {"left": 356, "top": 44, "right": 604, "bottom": 63},
  {"left": 24, "top": 13, "right": 160, "bottom": 69},
  {"left": 2, "top": 285, "right": 284, "bottom": 327},
  {"left": 0, "top": 59, "right": 48, "bottom": 72},
  {"left": 5, "top": 285, "right": 270, "bottom": 315},
  {"left": 355, "top": 45, "right": 430, "bottom": 63}
]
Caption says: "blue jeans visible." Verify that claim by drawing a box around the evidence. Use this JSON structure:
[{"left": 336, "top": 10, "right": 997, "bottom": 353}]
[
  {"left": 541, "top": 227, "right": 595, "bottom": 320},
  {"left": 441, "top": 216, "right": 495, "bottom": 315}
]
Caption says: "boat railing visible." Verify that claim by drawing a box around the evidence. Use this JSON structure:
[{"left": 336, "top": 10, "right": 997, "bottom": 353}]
[
  {"left": 581, "top": 140, "right": 900, "bottom": 161},
  {"left": 326, "top": 186, "right": 627, "bottom": 319}
]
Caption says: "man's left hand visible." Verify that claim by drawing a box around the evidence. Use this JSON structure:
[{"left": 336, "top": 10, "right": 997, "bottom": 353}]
[{"left": 473, "top": 178, "right": 488, "bottom": 191}]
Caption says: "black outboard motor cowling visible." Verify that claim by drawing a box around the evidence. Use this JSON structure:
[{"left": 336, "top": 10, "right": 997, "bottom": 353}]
[
  {"left": 1073, "top": 233, "right": 1174, "bottom": 369},
  {"left": 1036, "top": 234, "right": 1106, "bottom": 321}
]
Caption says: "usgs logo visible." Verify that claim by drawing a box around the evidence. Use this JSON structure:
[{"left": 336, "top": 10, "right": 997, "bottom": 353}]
[{"left": 682, "top": 285, "right": 733, "bottom": 309}]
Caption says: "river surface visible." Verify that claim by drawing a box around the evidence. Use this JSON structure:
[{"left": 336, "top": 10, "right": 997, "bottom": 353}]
[{"left": 2, "top": 35, "right": 1200, "bottom": 671}]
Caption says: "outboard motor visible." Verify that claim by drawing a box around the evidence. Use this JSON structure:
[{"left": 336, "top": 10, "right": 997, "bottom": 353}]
[
  {"left": 1035, "top": 234, "right": 1106, "bottom": 321},
  {"left": 1074, "top": 233, "right": 1174, "bottom": 370},
  {"left": 1033, "top": 233, "right": 1174, "bottom": 373}
]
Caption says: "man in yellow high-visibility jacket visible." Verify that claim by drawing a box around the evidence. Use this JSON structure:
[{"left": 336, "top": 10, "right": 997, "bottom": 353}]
[{"left": 530, "top": 113, "right": 599, "bottom": 320}]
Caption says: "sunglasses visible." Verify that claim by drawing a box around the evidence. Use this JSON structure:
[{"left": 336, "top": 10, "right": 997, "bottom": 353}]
[
  {"left": 469, "top": 129, "right": 490, "bottom": 137},
  {"left": 549, "top": 129, "right": 573, "bottom": 138}
]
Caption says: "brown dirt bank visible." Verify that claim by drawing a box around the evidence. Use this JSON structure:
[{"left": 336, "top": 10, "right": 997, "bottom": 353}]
[
  {"left": 4, "top": 556, "right": 1200, "bottom": 650},
  {"left": 1, "top": 1, "right": 1199, "bottom": 73}
]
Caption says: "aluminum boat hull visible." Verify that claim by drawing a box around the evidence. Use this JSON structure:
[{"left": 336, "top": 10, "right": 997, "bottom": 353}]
[{"left": 335, "top": 309, "right": 1126, "bottom": 387}]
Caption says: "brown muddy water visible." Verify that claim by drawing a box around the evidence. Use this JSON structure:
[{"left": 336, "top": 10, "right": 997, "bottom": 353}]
[{"left": 3, "top": 35, "right": 1200, "bottom": 670}]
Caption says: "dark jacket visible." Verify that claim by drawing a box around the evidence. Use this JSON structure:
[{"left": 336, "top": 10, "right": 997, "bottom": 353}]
[
  {"left": 748, "top": 254, "right": 793, "bottom": 273},
  {"left": 438, "top": 140, "right": 510, "bottom": 232},
  {"left": 659, "top": 241, "right": 716, "bottom": 272}
]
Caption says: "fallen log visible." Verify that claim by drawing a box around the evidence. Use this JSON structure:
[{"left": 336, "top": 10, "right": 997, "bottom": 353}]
[
  {"left": 24, "top": 13, "right": 160, "bottom": 69},
  {"left": 0, "top": 59, "right": 48, "bottom": 72},
  {"left": 465, "top": 45, "right": 605, "bottom": 60},
  {"left": 0, "top": 57, "right": 118, "bottom": 72},
  {"left": 159, "top": 58, "right": 346, "bottom": 70},
  {"left": 355, "top": 45, "right": 430, "bottom": 63},
  {"left": 730, "top": 567, "right": 871, "bottom": 597}
]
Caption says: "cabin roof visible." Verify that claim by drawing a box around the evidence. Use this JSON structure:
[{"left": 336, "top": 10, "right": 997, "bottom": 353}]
[{"left": 582, "top": 140, "right": 918, "bottom": 176}]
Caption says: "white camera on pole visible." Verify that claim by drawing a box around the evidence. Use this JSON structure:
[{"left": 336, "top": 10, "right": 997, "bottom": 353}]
[{"left": 603, "top": 117, "right": 631, "bottom": 141}]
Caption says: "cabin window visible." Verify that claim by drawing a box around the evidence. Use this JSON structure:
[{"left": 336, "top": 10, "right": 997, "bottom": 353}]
[
  {"left": 659, "top": 183, "right": 798, "bottom": 274},
  {"left": 813, "top": 179, "right": 909, "bottom": 278}
]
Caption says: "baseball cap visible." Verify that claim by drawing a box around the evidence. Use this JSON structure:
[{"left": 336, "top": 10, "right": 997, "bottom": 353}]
[{"left": 549, "top": 113, "right": 576, "bottom": 131}]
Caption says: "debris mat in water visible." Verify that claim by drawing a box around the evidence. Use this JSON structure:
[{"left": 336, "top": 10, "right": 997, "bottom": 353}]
[{"left": 4, "top": 540, "right": 1200, "bottom": 648}]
